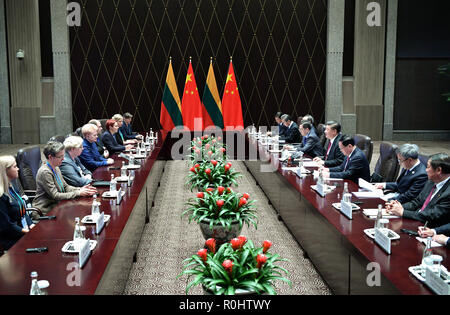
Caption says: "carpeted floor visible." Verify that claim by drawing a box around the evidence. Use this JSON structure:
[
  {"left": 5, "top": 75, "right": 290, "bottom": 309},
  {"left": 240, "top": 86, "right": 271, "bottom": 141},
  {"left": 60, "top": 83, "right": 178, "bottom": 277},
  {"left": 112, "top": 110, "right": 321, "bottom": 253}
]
[{"left": 124, "top": 160, "right": 332, "bottom": 295}]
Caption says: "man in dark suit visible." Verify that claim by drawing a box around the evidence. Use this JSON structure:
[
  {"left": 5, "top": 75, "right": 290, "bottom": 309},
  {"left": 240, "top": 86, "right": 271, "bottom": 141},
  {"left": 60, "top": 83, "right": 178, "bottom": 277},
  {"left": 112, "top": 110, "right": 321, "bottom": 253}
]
[
  {"left": 313, "top": 121, "right": 345, "bottom": 168},
  {"left": 321, "top": 134, "right": 370, "bottom": 183},
  {"left": 291, "top": 121, "right": 324, "bottom": 158},
  {"left": 120, "top": 112, "right": 143, "bottom": 141},
  {"left": 374, "top": 143, "right": 428, "bottom": 203},
  {"left": 275, "top": 112, "right": 287, "bottom": 137},
  {"left": 387, "top": 153, "right": 450, "bottom": 228},
  {"left": 279, "top": 114, "right": 301, "bottom": 144},
  {"left": 418, "top": 222, "right": 450, "bottom": 249}
]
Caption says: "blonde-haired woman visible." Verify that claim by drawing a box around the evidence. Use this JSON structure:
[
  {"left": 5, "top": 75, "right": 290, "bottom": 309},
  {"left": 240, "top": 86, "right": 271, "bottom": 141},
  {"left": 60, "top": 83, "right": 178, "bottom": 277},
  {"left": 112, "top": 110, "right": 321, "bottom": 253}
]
[{"left": 0, "top": 155, "right": 35, "bottom": 251}]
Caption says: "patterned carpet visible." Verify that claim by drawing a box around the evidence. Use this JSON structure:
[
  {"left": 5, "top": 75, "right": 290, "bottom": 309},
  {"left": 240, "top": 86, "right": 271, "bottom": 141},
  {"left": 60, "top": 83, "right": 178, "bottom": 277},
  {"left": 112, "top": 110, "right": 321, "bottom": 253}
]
[{"left": 124, "top": 160, "right": 331, "bottom": 295}]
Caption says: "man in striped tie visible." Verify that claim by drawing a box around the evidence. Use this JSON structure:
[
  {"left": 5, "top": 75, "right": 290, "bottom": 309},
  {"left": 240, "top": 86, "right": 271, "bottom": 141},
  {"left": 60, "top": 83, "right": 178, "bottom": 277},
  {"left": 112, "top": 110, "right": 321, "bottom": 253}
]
[{"left": 386, "top": 153, "right": 450, "bottom": 228}]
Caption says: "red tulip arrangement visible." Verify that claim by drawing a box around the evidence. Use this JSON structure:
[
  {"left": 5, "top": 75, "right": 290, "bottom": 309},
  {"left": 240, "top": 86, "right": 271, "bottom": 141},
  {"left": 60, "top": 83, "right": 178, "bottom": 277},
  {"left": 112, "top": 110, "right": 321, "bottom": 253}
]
[
  {"left": 187, "top": 135, "right": 227, "bottom": 164},
  {"left": 182, "top": 186, "right": 258, "bottom": 231},
  {"left": 185, "top": 159, "right": 242, "bottom": 191},
  {"left": 178, "top": 237, "right": 291, "bottom": 295}
]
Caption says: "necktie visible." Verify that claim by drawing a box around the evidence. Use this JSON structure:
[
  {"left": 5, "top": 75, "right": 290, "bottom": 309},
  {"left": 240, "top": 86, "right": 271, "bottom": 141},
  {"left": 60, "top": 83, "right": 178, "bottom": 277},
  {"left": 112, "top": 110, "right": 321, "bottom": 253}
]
[
  {"left": 420, "top": 185, "right": 436, "bottom": 212},
  {"left": 344, "top": 156, "right": 350, "bottom": 171},
  {"left": 325, "top": 141, "right": 332, "bottom": 160}
]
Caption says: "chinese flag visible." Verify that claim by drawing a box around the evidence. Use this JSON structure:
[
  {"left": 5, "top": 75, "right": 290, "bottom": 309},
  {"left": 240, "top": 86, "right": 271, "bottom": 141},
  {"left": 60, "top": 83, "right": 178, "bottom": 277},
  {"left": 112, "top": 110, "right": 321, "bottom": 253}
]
[
  {"left": 160, "top": 59, "right": 183, "bottom": 131},
  {"left": 221, "top": 59, "right": 244, "bottom": 130},
  {"left": 181, "top": 59, "right": 203, "bottom": 131}
]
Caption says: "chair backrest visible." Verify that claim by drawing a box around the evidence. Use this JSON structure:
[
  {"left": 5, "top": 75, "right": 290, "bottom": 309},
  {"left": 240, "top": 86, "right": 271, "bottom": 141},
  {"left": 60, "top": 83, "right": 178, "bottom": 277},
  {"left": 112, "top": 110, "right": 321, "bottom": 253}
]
[
  {"left": 372, "top": 142, "right": 400, "bottom": 182},
  {"left": 16, "top": 146, "right": 42, "bottom": 191},
  {"left": 353, "top": 134, "right": 373, "bottom": 164},
  {"left": 316, "top": 123, "right": 326, "bottom": 147},
  {"left": 49, "top": 135, "right": 66, "bottom": 143},
  {"left": 418, "top": 153, "right": 429, "bottom": 166},
  {"left": 98, "top": 119, "right": 107, "bottom": 132}
]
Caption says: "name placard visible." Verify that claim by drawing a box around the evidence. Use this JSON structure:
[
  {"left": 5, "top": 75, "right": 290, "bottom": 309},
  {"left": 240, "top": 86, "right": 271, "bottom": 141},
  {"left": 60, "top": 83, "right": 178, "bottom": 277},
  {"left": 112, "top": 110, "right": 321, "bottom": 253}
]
[
  {"left": 425, "top": 267, "right": 450, "bottom": 295},
  {"left": 95, "top": 212, "right": 105, "bottom": 235},
  {"left": 116, "top": 187, "right": 123, "bottom": 205},
  {"left": 374, "top": 228, "right": 391, "bottom": 255},
  {"left": 340, "top": 201, "right": 353, "bottom": 220},
  {"left": 79, "top": 239, "right": 91, "bottom": 269},
  {"left": 316, "top": 182, "right": 325, "bottom": 197}
]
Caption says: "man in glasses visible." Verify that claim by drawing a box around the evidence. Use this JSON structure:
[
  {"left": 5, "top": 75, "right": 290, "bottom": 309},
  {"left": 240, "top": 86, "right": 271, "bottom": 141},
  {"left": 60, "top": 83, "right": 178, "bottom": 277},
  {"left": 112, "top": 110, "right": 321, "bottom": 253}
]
[{"left": 374, "top": 143, "right": 427, "bottom": 203}]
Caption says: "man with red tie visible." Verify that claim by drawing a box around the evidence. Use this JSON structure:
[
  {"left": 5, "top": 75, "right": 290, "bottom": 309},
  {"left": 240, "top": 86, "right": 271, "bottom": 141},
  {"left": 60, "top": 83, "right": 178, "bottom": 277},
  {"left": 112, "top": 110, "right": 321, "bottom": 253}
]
[
  {"left": 321, "top": 134, "right": 370, "bottom": 183},
  {"left": 387, "top": 153, "right": 450, "bottom": 228},
  {"left": 313, "top": 121, "right": 345, "bottom": 168}
]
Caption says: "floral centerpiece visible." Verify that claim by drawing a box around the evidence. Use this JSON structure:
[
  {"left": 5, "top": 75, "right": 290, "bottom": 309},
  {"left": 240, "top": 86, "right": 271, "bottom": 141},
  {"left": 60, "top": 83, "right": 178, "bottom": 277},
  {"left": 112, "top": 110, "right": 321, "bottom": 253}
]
[
  {"left": 186, "top": 160, "right": 241, "bottom": 191},
  {"left": 182, "top": 187, "right": 257, "bottom": 243},
  {"left": 187, "top": 135, "right": 227, "bottom": 164},
  {"left": 178, "top": 237, "right": 291, "bottom": 295}
]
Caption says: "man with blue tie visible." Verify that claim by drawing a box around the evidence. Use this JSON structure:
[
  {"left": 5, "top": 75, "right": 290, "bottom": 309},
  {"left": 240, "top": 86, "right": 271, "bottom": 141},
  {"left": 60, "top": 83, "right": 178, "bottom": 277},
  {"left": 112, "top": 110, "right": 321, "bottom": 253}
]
[
  {"left": 374, "top": 144, "right": 427, "bottom": 203},
  {"left": 387, "top": 153, "right": 450, "bottom": 228},
  {"left": 321, "top": 134, "right": 370, "bottom": 183},
  {"left": 279, "top": 114, "right": 301, "bottom": 144},
  {"left": 290, "top": 121, "right": 324, "bottom": 158}
]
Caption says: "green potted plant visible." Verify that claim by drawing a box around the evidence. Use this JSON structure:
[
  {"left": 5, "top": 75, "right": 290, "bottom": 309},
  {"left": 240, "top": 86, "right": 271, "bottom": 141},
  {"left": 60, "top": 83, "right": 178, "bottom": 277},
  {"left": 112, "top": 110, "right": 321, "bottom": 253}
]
[
  {"left": 186, "top": 160, "right": 241, "bottom": 191},
  {"left": 187, "top": 135, "right": 227, "bottom": 164},
  {"left": 178, "top": 236, "right": 291, "bottom": 295},
  {"left": 182, "top": 187, "right": 258, "bottom": 244}
]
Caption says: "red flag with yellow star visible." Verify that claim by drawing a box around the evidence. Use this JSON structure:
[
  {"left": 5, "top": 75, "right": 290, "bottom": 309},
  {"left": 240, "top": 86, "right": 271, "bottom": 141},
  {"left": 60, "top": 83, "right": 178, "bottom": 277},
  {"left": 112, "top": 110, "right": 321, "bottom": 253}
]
[
  {"left": 181, "top": 59, "right": 203, "bottom": 131},
  {"left": 221, "top": 59, "right": 244, "bottom": 130}
]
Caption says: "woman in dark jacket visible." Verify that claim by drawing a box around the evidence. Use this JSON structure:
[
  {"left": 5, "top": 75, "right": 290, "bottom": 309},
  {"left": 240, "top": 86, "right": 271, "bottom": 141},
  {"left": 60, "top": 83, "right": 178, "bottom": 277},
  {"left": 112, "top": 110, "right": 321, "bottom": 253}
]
[
  {"left": 0, "top": 155, "right": 35, "bottom": 251},
  {"left": 101, "top": 119, "right": 133, "bottom": 155}
]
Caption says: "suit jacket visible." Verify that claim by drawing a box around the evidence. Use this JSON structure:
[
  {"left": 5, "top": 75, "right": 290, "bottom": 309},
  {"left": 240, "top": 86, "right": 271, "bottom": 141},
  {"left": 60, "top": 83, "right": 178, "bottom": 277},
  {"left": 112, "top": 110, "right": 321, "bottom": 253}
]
[
  {"left": 79, "top": 139, "right": 108, "bottom": 172},
  {"left": 329, "top": 147, "right": 370, "bottom": 183},
  {"left": 434, "top": 222, "right": 450, "bottom": 249},
  {"left": 385, "top": 162, "right": 427, "bottom": 203},
  {"left": 318, "top": 134, "right": 345, "bottom": 168},
  {"left": 278, "top": 123, "right": 288, "bottom": 137},
  {"left": 292, "top": 130, "right": 324, "bottom": 158},
  {"left": 0, "top": 191, "right": 33, "bottom": 250},
  {"left": 402, "top": 179, "right": 450, "bottom": 228},
  {"left": 60, "top": 151, "right": 92, "bottom": 187},
  {"left": 102, "top": 131, "right": 125, "bottom": 155},
  {"left": 119, "top": 122, "right": 137, "bottom": 140},
  {"left": 280, "top": 122, "right": 301, "bottom": 144},
  {"left": 95, "top": 136, "right": 106, "bottom": 156},
  {"left": 32, "top": 164, "right": 81, "bottom": 215},
  {"left": 115, "top": 130, "right": 125, "bottom": 146}
]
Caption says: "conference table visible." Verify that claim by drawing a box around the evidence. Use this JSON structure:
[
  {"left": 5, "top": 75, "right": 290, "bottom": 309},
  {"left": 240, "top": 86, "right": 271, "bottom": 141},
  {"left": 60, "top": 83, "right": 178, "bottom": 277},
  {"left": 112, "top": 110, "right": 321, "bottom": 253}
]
[
  {"left": 243, "top": 134, "right": 449, "bottom": 295},
  {"left": 0, "top": 131, "right": 167, "bottom": 295}
]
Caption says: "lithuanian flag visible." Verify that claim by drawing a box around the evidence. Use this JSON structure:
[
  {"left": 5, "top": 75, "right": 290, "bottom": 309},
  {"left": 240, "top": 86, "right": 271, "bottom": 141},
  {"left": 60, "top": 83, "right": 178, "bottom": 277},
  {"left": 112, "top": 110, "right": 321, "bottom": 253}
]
[
  {"left": 160, "top": 59, "right": 183, "bottom": 131},
  {"left": 202, "top": 59, "right": 224, "bottom": 129}
]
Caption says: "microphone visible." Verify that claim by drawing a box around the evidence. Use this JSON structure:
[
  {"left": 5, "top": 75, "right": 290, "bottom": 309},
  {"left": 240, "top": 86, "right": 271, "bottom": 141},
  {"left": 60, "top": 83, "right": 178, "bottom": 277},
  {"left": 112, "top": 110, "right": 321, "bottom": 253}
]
[{"left": 37, "top": 215, "right": 56, "bottom": 220}]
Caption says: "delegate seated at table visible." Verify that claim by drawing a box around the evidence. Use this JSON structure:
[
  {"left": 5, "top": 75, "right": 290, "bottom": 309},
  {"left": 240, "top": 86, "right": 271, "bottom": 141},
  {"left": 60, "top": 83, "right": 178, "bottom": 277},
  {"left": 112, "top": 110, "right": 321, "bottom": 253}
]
[
  {"left": 386, "top": 153, "right": 450, "bottom": 228},
  {"left": 321, "top": 134, "right": 370, "bottom": 183},
  {"left": 59, "top": 136, "right": 93, "bottom": 187},
  {"left": 0, "top": 156, "right": 35, "bottom": 251},
  {"left": 418, "top": 222, "right": 450, "bottom": 249},
  {"left": 313, "top": 121, "right": 345, "bottom": 168},
  {"left": 79, "top": 123, "right": 114, "bottom": 172},
  {"left": 374, "top": 143, "right": 427, "bottom": 203},
  {"left": 32, "top": 141, "right": 97, "bottom": 216},
  {"left": 102, "top": 119, "right": 134, "bottom": 155}
]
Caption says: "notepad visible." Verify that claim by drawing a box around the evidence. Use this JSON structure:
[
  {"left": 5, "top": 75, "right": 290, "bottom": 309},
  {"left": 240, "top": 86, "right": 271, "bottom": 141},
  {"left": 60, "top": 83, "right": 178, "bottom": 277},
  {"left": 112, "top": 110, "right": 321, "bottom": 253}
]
[
  {"left": 416, "top": 237, "right": 443, "bottom": 248},
  {"left": 362, "top": 208, "right": 400, "bottom": 219}
]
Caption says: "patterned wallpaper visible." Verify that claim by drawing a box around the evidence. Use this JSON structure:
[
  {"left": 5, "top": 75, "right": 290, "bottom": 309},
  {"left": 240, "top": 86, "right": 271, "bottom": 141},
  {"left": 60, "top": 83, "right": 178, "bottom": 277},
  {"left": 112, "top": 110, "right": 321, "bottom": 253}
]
[{"left": 70, "top": 0, "right": 327, "bottom": 132}]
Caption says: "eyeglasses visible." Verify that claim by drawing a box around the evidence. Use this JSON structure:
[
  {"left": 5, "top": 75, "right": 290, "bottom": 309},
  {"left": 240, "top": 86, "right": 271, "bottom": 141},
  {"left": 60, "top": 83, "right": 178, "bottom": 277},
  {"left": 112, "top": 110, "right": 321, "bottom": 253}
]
[{"left": 54, "top": 154, "right": 65, "bottom": 159}]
